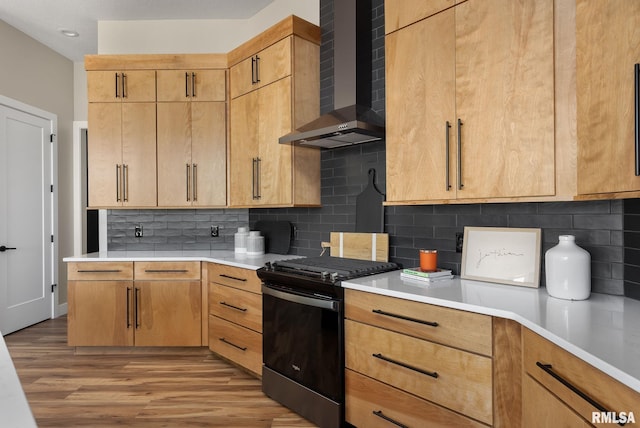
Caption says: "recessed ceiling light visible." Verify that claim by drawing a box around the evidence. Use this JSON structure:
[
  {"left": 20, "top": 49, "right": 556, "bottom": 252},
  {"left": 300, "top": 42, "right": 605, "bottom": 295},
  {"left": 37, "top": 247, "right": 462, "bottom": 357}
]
[{"left": 60, "top": 29, "right": 79, "bottom": 37}]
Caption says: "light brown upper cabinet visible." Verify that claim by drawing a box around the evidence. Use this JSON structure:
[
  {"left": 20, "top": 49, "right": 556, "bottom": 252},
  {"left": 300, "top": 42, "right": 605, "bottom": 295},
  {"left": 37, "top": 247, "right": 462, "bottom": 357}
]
[
  {"left": 385, "top": 0, "right": 556, "bottom": 204},
  {"left": 228, "top": 17, "right": 321, "bottom": 208},
  {"left": 229, "top": 38, "right": 292, "bottom": 100},
  {"left": 157, "top": 69, "right": 227, "bottom": 207},
  {"left": 87, "top": 70, "right": 156, "bottom": 103},
  {"left": 576, "top": 0, "right": 640, "bottom": 198}
]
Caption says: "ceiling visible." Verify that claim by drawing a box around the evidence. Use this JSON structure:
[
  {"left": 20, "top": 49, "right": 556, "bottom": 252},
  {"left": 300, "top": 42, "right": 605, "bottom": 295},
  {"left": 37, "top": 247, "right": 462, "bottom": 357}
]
[{"left": 0, "top": 0, "right": 275, "bottom": 62}]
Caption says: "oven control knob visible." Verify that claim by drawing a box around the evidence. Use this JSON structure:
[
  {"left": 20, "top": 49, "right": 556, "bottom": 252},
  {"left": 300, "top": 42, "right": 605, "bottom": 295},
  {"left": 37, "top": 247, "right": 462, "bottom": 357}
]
[
  {"left": 330, "top": 272, "right": 339, "bottom": 282},
  {"left": 321, "top": 271, "right": 329, "bottom": 280},
  {"left": 265, "top": 262, "right": 272, "bottom": 271}
]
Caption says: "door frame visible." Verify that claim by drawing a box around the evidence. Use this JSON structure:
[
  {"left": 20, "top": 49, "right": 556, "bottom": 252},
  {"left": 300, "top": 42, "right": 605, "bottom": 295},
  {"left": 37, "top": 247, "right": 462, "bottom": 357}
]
[
  {"left": 72, "top": 121, "right": 107, "bottom": 256},
  {"left": 0, "top": 95, "right": 58, "bottom": 321}
]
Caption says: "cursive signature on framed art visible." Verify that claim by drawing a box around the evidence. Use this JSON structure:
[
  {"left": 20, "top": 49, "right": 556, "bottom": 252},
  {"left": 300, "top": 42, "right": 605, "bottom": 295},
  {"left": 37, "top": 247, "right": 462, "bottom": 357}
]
[{"left": 461, "top": 226, "right": 541, "bottom": 288}]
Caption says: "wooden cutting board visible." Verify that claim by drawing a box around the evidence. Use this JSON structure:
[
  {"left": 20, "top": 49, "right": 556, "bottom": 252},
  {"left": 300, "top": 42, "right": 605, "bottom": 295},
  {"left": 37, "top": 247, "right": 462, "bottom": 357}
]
[{"left": 330, "top": 232, "right": 389, "bottom": 262}]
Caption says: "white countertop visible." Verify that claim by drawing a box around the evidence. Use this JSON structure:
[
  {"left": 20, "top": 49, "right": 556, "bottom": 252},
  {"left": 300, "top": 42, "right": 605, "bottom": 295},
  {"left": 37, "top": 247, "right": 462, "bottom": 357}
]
[
  {"left": 0, "top": 333, "right": 37, "bottom": 427},
  {"left": 63, "top": 250, "right": 302, "bottom": 270},
  {"left": 342, "top": 271, "right": 640, "bottom": 394}
]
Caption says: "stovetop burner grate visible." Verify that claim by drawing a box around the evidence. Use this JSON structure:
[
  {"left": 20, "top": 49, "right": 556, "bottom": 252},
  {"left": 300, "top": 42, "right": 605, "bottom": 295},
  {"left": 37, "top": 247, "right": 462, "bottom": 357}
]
[{"left": 271, "top": 256, "right": 398, "bottom": 280}]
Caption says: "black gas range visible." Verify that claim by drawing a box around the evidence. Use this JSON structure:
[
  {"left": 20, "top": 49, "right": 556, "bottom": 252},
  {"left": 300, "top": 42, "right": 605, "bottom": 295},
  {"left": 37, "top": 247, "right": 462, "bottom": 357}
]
[{"left": 258, "top": 256, "right": 399, "bottom": 428}]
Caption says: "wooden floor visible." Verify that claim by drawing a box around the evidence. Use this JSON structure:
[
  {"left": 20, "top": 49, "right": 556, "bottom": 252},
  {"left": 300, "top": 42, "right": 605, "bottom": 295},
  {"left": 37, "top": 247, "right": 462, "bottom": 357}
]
[{"left": 4, "top": 316, "right": 317, "bottom": 427}]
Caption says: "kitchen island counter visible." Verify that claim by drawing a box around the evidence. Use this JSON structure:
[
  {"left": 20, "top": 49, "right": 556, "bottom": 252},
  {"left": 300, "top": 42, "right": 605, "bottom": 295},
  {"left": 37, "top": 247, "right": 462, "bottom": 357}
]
[{"left": 342, "top": 272, "right": 640, "bottom": 394}]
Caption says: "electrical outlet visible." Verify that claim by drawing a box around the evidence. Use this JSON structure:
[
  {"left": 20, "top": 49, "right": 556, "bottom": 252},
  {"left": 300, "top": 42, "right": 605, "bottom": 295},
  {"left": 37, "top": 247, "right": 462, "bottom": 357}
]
[
  {"left": 211, "top": 226, "right": 219, "bottom": 237},
  {"left": 134, "top": 225, "right": 143, "bottom": 238},
  {"left": 456, "top": 232, "right": 463, "bottom": 253}
]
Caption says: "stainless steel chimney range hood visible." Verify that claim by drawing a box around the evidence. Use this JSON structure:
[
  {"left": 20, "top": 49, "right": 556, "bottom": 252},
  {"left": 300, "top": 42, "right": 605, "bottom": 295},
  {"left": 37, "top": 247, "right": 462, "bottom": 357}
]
[{"left": 279, "top": 0, "right": 384, "bottom": 149}]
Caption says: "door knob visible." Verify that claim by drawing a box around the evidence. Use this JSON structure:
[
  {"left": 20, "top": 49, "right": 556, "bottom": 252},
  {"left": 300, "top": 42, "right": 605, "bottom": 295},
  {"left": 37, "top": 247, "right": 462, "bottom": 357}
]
[{"left": 0, "top": 245, "right": 17, "bottom": 252}]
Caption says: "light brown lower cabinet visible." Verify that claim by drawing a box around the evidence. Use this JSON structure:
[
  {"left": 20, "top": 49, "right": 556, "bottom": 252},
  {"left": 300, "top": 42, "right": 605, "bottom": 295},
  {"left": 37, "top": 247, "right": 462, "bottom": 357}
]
[
  {"left": 67, "top": 261, "right": 202, "bottom": 347},
  {"left": 207, "top": 263, "right": 263, "bottom": 376},
  {"left": 344, "top": 288, "right": 521, "bottom": 427},
  {"left": 522, "top": 328, "right": 640, "bottom": 427}
]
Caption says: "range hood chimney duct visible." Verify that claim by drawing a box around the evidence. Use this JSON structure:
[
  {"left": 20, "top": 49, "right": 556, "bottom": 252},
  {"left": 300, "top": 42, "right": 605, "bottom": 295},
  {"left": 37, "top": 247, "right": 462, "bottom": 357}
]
[{"left": 279, "top": 0, "right": 385, "bottom": 148}]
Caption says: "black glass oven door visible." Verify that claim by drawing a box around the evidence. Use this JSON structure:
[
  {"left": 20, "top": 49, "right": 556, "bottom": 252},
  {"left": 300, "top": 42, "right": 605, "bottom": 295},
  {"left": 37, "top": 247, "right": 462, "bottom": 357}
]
[{"left": 262, "top": 284, "right": 343, "bottom": 402}]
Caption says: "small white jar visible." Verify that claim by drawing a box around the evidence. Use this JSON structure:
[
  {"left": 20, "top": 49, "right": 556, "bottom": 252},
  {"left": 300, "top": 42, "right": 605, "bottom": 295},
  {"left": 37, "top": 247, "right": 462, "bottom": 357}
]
[
  {"left": 246, "top": 231, "right": 265, "bottom": 256},
  {"left": 545, "top": 235, "right": 591, "bottom": 300},
  {"left": 234, "top": 227, "right": 249, "bottom": 254}
]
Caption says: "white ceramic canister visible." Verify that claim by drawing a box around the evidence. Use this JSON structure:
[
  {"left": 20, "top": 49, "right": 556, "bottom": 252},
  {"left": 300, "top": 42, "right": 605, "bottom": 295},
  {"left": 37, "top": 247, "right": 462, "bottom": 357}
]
[
  {"left": 246, "top": 230, "right": 265, "bottom": 256},
  {"left": 545, "top": 235, "right": 591, "bottom": 300},
  {"left": 234, "top": 227, "right": 249, "bottom": 254}
]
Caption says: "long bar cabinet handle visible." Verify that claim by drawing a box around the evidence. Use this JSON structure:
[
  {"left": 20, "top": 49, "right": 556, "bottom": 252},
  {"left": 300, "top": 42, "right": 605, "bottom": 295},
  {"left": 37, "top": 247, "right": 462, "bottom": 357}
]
[
  {"left": 457, "top": 118, "right": 463, "bottom": 190},
  {"left": 186, "top": 163, "right": 191, "bottom": 201},
  {"left": 219, "top": 274, "right": 247, "bottom": 282},
  {"left": 123, "top": 164, "right": 128, "bottom": 202},
  {"left": 635, "top": 63, "right": 639, "bottom": 176},
  {"left": 126, "top": 287, "right": 132, "bottom": 328},
  {"left": 77, "top": 269, "right": 122, "bottom": 273},
  {"left": 219, "top": 337, "right": 247, "bottom": 351},
  {"left": 219, "top": 301, "right": 248, "bottom": 312},
  {"left": 116, "top": 164, "right": 121, "bottom": 202},
  {"left": 252, "top": 158, "right": 258, "bottom": 200},
  {"left": 373, "top": 353, "right": 439, "bottom": 379},
  {"left": 535, "top": 362, "right": 624, "bottom": 426},
  {"left": 185, "top": 72, "right": 190, "bottom": 98},
  {"left": 122, "top": 73, "right": 127, "bottom": 98},
  {"left": 256, "top": 157, "right": 261, "bottom": 199},
  {"left": 251, "top": 57, "right": 257, "bottom": 84},
  {"left": 115, "top": 73, "right": 120, "bottom": 98},
  {"left": 193, "top": 163, "right": 198, "bottom": 201},
  {"left": 372, "top": 309, "right": 439, "bottom": 327},
  {"left": 372, "top": 410, "right": 409, "bottom": 428},
  {"left": 144, "top": 269, "right": 189, "bottom": 273},
  {"left": 134, "top": 287, "right": 141, "bottom": 328},
  {"left": 445, "top": 121, "right": 451, "bottom": 191},
  {"left": 191, "top": 72, "right": 196, "bottom": 97},
  {"left": 255, "top": 55, "right": 260, "bottom": 83}
]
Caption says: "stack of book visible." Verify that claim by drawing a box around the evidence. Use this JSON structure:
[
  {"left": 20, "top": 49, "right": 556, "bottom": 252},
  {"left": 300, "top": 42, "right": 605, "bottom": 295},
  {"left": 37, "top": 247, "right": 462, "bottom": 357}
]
[{"left": 400, "top": 267, "right": 453, "bottom": 283}]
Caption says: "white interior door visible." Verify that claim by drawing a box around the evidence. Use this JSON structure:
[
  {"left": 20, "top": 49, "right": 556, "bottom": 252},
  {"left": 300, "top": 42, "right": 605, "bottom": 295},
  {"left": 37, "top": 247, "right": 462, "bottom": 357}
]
[{"left": 0, "top": 100, "right": 55, "bottom": 335}]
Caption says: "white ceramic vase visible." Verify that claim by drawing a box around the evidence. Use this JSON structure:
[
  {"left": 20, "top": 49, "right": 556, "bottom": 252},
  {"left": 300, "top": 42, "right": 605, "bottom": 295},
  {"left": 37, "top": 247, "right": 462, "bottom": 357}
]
[{"left": 545, "top": 235, "right": 591, "bottom": 300}]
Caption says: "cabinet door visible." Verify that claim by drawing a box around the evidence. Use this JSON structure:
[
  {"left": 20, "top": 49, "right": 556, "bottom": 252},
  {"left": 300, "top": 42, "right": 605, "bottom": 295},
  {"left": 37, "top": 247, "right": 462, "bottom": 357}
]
[
  {"left": 257, "top": 77, "right": 293, "bottom": 205},
  {"left": 255, "top": 38, "right": 291, "bottom": 88},
  {"left": 522, "top": 375, "right": 590, "bottom": 428},
  {"left": 157, "top": 70, "right": 226, "bottom": 102},
  {"left": 576, "top": 0, "right": 640, "bottom": 195},
  {"left": 134, "top": 281, "right": 201, "bottom": 346},
  {"left": 157, "top": 102, "right": 192, "bottom": 207},
  {"left": 87, "top": 70, "right": 155, "bottom": 103},
  {"left": 68, "top": 280, "right": 134, "bottom": 346},
  {"left": 386, "top": 10, "right": 456, "bottom": 202},
  {"left": 121, "top": 103, "right": 157, "bottom": 207},
  {"left": 455, "top": 0, "right": 555, "bottom": 199},
  {"left": 230, "top": 56, "right": 257, "bottom": 99},
  {"left": 229, "top": 91, "right": 260, "bottom": 206},
  {"left": 88, "top": 103, "right": 123, "bottom": 207},
  {"left": 191, "top": 102, "right": 227, "bottom": 206}
]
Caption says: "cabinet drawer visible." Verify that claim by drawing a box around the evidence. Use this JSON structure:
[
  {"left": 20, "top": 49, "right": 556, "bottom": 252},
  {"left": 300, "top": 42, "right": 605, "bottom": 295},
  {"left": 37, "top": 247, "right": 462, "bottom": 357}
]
[
  {"left": 209, "top": 285, "right": 262, "bottom": 333},
  {"left": 523, "top": 328, "right": 640, "bottom": 426},
  {"left": 134, "top": 261, "right": 200, "bottom": 280},
  {"left": 209, "top": 315, "right": 262, "bottom": 376},
  {"left": 346, "top": 369, "right": 485, "bottom": 428},
  {"left": 522, "top": 374, "right": 590, "bottom": 428},
  {"left": 68, "top": 262, "right": 133, "bottom": 281},
  {"left": 208, "top": 263, "right": 261, "bottom": 294},
  {"left": 345, "top": 288, "right": 492, "bottom": 356},
  {"left": 345, "top": 319, "right": 493, "bottom": 424}
]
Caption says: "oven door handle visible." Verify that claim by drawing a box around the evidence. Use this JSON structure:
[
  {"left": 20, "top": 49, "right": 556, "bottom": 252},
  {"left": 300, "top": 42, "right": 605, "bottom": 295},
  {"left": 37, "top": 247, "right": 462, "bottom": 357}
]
[{"left": 262, "top": 285, "right": 340, "bottom": 312}]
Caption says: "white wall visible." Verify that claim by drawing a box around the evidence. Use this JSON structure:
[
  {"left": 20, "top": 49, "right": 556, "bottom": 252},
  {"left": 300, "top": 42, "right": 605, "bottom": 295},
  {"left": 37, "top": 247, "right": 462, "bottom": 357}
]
[{"left": 0, "top": 20, "right": 74, "bottom": 305}]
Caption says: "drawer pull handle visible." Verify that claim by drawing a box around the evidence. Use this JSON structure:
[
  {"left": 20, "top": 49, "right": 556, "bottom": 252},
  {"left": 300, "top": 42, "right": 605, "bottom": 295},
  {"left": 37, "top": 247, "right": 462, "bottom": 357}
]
[
  {"left": 77, "top": 269, "right": 122, "bottom": 273},
  {"left": 372, "top": 309, "right": 438, "bottom": 327},
  {"left": 536, "top": 362, "right": 623, "bottom": 425},
  {"left": 373, "top": 353, "right": 438, "bottom": 379},
  {"left": 219, "top": 301, "right": 247, "bottom": 312},
  {"left": 144, "top": 269, "right": 189, "bottom": 273},
  {"left": 219, "top": 274, "right": 247, "bottom": 282},
  {"left": 219, "top": 337, "right": 247, "bottom": 351},
  {"left": 372, "top": 410, "right": 409, "bottom": 428},
  {"left": 126, "top": 287, "right": 132, "bottom": 328}
]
